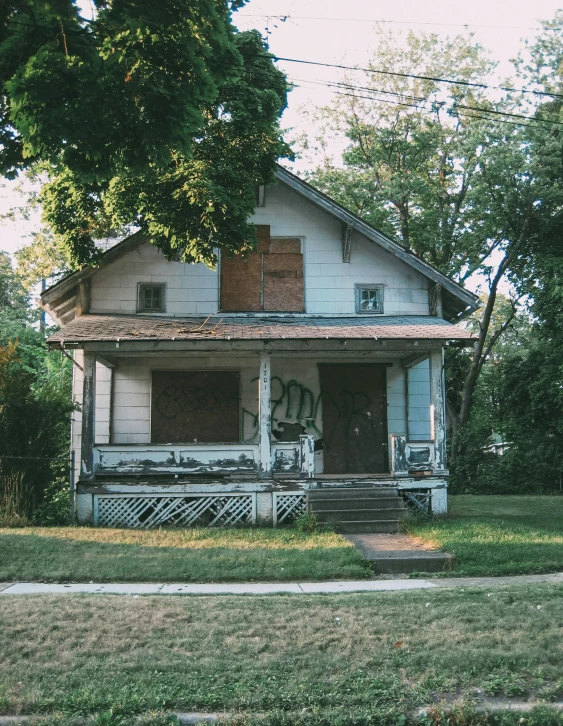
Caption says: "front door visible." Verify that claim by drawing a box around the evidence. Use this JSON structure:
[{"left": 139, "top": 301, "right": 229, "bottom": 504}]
[{"left": 319, "top": 364, "right": 388, "bottom": 474}]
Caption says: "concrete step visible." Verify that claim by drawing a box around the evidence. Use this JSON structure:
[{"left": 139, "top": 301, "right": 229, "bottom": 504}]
[
  {"left": 371, "top": 551, "right": 452, "bottom": 574},
  {"left": 310, "top": 497, "right": 402, "bottom": 511},
  {"left": 345, "top": 534, "right": 452, "bottom": 574},
  {"left": 308, "top": 487, "right": 399, "bottom": 500},
  {"left": 315, "top": 508, "right": 405, "bottom": 523},
  {"left": 335, "top": 520, "right": 402, "bottom": 534}
]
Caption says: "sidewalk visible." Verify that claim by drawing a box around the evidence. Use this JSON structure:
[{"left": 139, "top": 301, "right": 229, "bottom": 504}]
[{"left": 2, "top": 572, "right": 563, "bottom": 596}]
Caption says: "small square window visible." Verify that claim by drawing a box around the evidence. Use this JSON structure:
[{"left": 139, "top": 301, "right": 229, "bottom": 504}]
[
  {"left": 137, "top": 283, "right": 166, "bottom": 313},
  {"left": 355, "top": 284, "right": 384, "bottom": 314}
]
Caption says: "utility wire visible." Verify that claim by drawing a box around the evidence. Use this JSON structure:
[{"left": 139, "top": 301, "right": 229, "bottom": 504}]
[
  {"left": 287, "top": 74, "right": 563, "bottom": 127},
  {"left": 290, "top": 82, "right": 560, "bottom": 129},
  {"left": 289, "top": 76, "right": 428, "bottom": 103},
  {"left": 273, "top": 55, "right": 563, "bottom": 100},
  {"left": 240, "top": 13, "right": 545, "bottom": 31}
]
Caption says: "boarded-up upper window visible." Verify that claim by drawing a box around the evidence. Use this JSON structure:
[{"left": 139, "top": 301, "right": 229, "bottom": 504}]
[
  {"left": 220, "top": 225, "right": 304, "bottom": 312},
  {"left": 151, "top": 370, "right": 240, "bottom": 443}
]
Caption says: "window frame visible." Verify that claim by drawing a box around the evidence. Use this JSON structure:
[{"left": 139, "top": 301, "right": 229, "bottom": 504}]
[
  {"left": 355, "top": 284, "right": 385, "bottom": 314},
  {"left": 137, "top": 282, "right": 167, "bottom": 313}
]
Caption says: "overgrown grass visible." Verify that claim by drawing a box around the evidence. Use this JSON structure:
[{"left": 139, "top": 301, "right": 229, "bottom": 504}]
[
  {"left": 409, "top": 495, "right": 563, "bottom": 577},
  {"left": 1, "top": 585, "right": 563, "bottom": 719},
  {"left": 0, "top": 526, "right": 370, "bottom": 583}
]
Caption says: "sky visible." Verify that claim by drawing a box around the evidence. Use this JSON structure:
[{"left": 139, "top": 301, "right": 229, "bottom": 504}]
[{"left": 1, "top": 0, "right": 562, "bottom": 265}]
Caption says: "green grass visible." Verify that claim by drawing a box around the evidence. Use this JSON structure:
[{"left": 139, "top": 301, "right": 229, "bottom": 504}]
[
  {"left": 2, "top": 585, "right": 563, "bottom": 721},
  {"left": 0, "top": 526, "right": 370, "bottom": 583},
  {"left": 409, "top": 495, "right": 563, "bottom": 577}
]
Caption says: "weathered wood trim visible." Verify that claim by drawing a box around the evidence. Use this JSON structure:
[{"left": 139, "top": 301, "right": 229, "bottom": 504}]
[
  {"left": 81, "top": 352, "right": 96, "bottom": 478},
  {"left": 77, "top": 476, "right": 448, "bottom": 496},
  {"left": 430, "top": 349, "right": 447, "bottom": 474},
  {"left": 390, "top": 435, "right": 408, "bottom": 476},
  {"left": 96, "top": 355, "right": 116, "bottom": 368},
  {"left": 258, "top": 352, "right": 272, "bottom": 477},
  {"left": 76, "top": 279, "right": 91, "bottom": 317},
  {"left": 93, "top": 444, "right": 259, "bottom": 475},
  {"left": 81, "top": 339, "right": 452, "bottom": 355},
  {"left": 54, "top": 295, "right": 78, "bottom": 319},
  {"left": 402, "top": 353, "right": 430, "bottom": 369},
  {"left": 342, "top": 223, "right": 352, "bottom": 263},
  {"left": 429, "top": 282, "right": 443, "bottom": 318},
  {"left": 299, "top": 435, "right": 315, "bottom": 478},
  {"left": 276, "top": 167, "right": 479, "bottom": 313},
  {"left": 272, "top": 442, "right": 300, "bottom": 473}
]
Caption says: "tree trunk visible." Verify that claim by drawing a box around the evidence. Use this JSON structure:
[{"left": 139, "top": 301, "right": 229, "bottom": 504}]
[{"left": 451, "top": 216, "right": 530, "bottom": 461}]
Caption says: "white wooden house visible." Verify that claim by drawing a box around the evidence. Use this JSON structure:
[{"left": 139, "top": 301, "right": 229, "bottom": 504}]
[{"left": 40, "top": 167, "right": 478, "bottom": 529}]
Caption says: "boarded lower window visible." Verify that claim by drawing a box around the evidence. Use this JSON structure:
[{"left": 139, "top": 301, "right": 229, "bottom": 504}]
[
  {"left": 220, "top": 225, "right": 304, "bottom": 312},
  {"left": 151, "top": 371, "right": 240, "bottom": 443}
]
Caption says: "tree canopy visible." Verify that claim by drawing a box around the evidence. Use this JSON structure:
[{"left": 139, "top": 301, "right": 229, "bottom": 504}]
[
  {"left": 0, "top": 1, "right": 291, "bottom": 266},
  {"left": 301, "top": 27, "right": 563, "bottom": 437}
]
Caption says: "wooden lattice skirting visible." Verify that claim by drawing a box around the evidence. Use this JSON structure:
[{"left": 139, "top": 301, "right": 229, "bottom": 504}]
[
  {"left": 401, "top": 490, "right": 431, "bottom": 512},
  {"left": 93, "top": 493, "right": 257, "bottom": 529},
  {"left": 272, "top": 492, "right": 306, "bottom": 526}
]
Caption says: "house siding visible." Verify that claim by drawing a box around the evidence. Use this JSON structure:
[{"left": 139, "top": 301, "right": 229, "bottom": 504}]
[
  {"left": 87, "top": 183, "right": 429, "bottom": 317},
  {"left": 408, "top": 359, "right": 432, "bottom": 441}
]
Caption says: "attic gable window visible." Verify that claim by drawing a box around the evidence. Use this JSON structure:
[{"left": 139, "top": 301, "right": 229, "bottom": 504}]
[
  {"left": 137, "top": 283, "right": 166, "bottom": 313},
  {"left": 355, "top": 284, "right": 384, "bottom": 314}
]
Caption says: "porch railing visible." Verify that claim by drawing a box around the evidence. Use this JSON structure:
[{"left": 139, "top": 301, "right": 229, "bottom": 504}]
[
  {"left": 389, "top": 435, "right": 436, "bottom": 476},
  {"left": 92, "top": 435, "right": 316, "bottom": 478}
]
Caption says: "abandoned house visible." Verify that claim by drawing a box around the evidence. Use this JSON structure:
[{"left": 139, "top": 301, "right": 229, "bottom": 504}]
[{"left": 40, "top": 167, "right": 478, "bottom": 530}]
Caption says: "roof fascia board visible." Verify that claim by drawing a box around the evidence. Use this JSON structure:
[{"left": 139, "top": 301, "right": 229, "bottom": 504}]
[{"left": 276, "top": 167, "right": 478, "bottom": 310}]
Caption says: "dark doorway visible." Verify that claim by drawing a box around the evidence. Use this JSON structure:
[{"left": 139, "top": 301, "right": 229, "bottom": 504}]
[
  {"left": 319, "top": 364, "right": 388, "bottom": 474},
  {"left": 151, "top": 370, "right": 240, "bottom": 443}
]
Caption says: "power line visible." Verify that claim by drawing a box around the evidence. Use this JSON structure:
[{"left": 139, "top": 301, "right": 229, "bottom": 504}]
[
  {"left": 289, "top": 80, "right": 563, "bottom": 129},
  {"left": 274, "top": 55, "right": 563, "bottom": 100},
  {"left": 289, "top": 76, "right": 428, "bottom": 103},
  {"left": 287, "top": 74, "right": 563, "bottom": 127},
  {"left": 239, "top": 13, "right": 544, "bottom": 32}
]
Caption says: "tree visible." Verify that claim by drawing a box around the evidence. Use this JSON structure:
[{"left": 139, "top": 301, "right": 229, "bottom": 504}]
[
  {"left": 302, "top": 27, "right": 563, "bottom": 440},
  {"left": 0, "top": 252, "right": 74, "bottom": 523},
  {"left": 1, "top": 1, "right": 291, "bottom": 266}
]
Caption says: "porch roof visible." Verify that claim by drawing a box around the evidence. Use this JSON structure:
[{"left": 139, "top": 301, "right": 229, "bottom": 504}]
[{"left": 46, "top": 313, "right": 475, "bottom": 345}]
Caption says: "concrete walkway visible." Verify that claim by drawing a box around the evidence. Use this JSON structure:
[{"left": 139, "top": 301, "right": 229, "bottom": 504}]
[{"left": 1, "top": 572, "right": 563, "bottom": 596}]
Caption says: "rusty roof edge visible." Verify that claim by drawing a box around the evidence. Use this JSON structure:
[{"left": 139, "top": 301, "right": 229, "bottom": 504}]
[{"left": 45, "top": 314, "right": 475, "bottom": 345}]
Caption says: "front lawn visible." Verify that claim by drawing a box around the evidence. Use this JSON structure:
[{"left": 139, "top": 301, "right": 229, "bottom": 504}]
[
  {"left": 409, "top": 495, "right": 563, "bottom": 577},
  {"left": 0, "top": 526, "right": 370, "bottom": 583},
  {"left": 1, "top": 585, "right": 563, "bottom": 721}
]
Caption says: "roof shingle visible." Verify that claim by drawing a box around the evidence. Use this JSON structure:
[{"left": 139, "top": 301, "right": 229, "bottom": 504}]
[{"left": 47, "top": 314, "right": 475, "bottom": 344}]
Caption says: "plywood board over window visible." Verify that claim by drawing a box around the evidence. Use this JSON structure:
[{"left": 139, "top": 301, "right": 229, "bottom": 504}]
[
  {"left": 220, "top": 225, "right": 304, "bottom": 312},
  {"left": 151, "top": 371, "right": 240, "bottom": 443}
]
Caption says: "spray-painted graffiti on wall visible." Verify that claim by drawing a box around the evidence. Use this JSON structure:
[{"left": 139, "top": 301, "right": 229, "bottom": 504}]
[{"left": 243, "top": 376, "right": 322, "bottom": 442}]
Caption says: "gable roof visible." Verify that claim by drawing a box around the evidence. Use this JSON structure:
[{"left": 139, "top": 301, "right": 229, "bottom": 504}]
[
  {"left": 40, "top": 168, "right": 479, "bottom": 325},
  {"left": 275, "top": 167, "right": 479, "bottom": 320}
]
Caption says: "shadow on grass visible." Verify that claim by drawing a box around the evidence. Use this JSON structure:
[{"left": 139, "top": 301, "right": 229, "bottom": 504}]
[
  {"left": 0, "top": 531, "right": 371, "bottom": 583},
  {"left": 411, "top": 496, "right": 563, "bottom": 576}
]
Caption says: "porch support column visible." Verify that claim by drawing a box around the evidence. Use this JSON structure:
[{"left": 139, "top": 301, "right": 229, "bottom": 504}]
[
  {"left": 81, "top": 351, "right": 96, "bottom": 478},
  {"left": 430, "top": 348, "right": 447, "bottom": 474},
  {"left": 258, "top": 351, "right": 272, "bottom": 478}
]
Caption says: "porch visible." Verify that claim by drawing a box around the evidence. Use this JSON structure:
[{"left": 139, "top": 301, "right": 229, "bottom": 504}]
[{"left": 66, "top": 327, "right": 454, "bottom": 527}]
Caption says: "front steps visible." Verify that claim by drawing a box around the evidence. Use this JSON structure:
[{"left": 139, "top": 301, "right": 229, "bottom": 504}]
[
  {"left": 307, "top": 486, "right": 406, "bottom": 534},
  {"left": 346, "top": 533, "right": 453, "bottom": 574}
]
